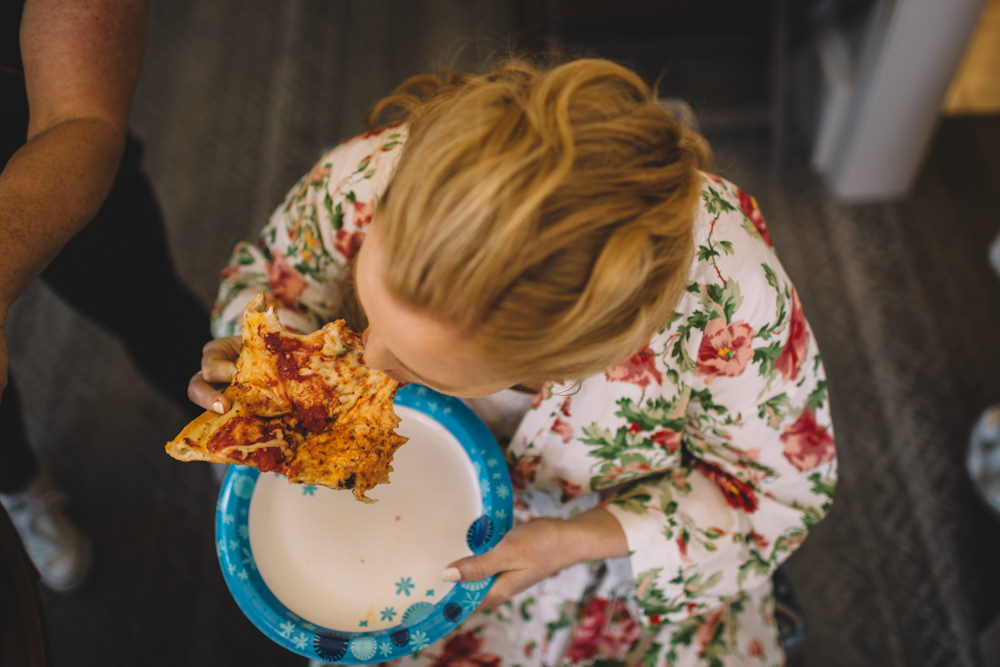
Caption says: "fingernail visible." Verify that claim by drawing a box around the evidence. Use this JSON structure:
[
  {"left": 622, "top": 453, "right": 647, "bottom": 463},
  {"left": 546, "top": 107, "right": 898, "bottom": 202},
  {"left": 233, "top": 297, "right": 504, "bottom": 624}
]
[
  {"left": 212, "top": 400, "right": 224, "bottom": 414},
  {"left": 442, "top": 567, "right": 461, "bottom": 582}
]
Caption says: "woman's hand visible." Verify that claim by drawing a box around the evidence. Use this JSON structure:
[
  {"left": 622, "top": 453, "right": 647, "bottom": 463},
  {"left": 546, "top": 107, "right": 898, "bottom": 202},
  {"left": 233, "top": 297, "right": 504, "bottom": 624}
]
[
  {"left": 186, "top": 335, "right": 242, "bottom": 413},
  {"left": 443, "top": 507, "right": 630, "bottom": 609}
]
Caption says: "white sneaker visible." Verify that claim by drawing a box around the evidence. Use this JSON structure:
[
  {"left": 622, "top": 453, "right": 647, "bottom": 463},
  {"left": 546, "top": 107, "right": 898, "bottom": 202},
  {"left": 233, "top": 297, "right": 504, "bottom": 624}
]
[
  {"left": 0, "top": 472, "right": 92, "bottom": 592},
  {"left": 969, "top": 405, "right": 1000, "bottom": 516}
]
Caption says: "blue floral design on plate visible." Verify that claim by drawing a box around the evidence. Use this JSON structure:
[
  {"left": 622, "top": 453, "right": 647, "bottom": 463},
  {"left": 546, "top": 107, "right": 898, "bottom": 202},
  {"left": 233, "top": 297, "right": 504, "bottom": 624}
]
[{"left": 216, "top": 384, "right": 513, "bottom": 663}]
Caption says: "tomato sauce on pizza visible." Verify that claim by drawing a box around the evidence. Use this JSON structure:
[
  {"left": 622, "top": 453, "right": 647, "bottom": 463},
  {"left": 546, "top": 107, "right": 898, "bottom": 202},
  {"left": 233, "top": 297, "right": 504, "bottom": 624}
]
[{"left": 165, "top": 294, "right": 407, "bottom": 502}]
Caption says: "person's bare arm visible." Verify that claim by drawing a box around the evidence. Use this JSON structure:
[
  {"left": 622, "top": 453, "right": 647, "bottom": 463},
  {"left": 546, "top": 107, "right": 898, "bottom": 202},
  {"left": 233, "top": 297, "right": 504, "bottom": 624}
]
[{"left": 0, "top": 0, "right": 148, "bottom": 398}]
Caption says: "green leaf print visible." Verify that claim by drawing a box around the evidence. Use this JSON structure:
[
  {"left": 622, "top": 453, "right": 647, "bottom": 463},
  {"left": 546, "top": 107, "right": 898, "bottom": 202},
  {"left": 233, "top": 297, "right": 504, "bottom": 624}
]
[
  {"left": 518, "top": 596, "right": 535, "bottom": 622},
  {"left": 808, "top": 471, "right": 836, "bottom": 500},
  {"left": 580, "top": 424, "right": 628, "bottom": 460},
  {"left": 662, "top": 310, "right": 684, "bottom": 332},
  {"left": 636, "top": 568, "right": 688, "bottom": 617},
  {"left": 806, "top": 380, "right": 828, "bottom": 412},
  {"left": 737, "top": 550, "right": 772, "bottom": 584},
  {"left": 702, "top": 279, "right": 743, "bottom": 323},
  {"left": 752, "top": 341, "right": 783, "bottom": 377},
  {"left": 670, "top": 619, "right": 698, "bottom": 647},
  {"left": 681, "top": 570, "right": 722, "bottom": 598},
  {"left": 323, "top": 191, "right": 335, "bottom": 219},
  {"left": 233, "top": 245, "right": 261, "bottom": 266},
  {"left": 262, "top": 226, "right": 277, "bottom": 246},
  {"left": 717, "top": 239, "right": 735, "bottom": 254},
  {"left": 762, "top": 262, "right": 780, "bottom": 290},
  {"left": 611, "top": 486, "right": 653, "bottom": 514},
  {"left": 641, "top": 644, "right": 664, "bottom": 667},
  {"left": 545, "top": 601, "right": 576, "bottom": 639},
  {"left": 689, "top": 388, "right": 727, "bottom": 415},
  {"left": 697, "top": 244, "right": 720, "bottom": 262},
  {"left": 580, "top": 424, "right": 615, "bottom": 447},
  {"left": 757, "top": 393, "right": 790, "bottom": 427},
  {"left": 705, "top": 282, "right": 724, "bottom": 304},
  {"left": 702, "top": 186, "right": 738, "bottom": 216},
  {"left": 331, "top": 201, "right": 344, "bottom": 230},
  {"left": 615, "top": 396, "right": 686, "bottom": 432}
]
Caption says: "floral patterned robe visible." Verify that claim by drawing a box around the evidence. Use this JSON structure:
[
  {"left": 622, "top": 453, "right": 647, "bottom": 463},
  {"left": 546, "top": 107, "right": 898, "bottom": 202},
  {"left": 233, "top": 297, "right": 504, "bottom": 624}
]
[{"left": 212, "top": 125, "right": 836, "bottom": 666}]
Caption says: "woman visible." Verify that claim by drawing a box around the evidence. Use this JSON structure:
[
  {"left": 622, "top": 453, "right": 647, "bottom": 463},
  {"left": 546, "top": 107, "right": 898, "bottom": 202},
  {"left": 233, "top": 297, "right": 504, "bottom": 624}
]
[{"left": 189, "top": 57, "right": 836, "bottom": 666}]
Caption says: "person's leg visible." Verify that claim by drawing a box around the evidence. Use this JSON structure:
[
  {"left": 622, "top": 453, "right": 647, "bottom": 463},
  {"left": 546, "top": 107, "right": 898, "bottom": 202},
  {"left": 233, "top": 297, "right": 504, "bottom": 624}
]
[
  {"left": 0, "top": 377, "right": 91, "bottom": 591},
  {"left": 40, "top": 134, "right": 209, "bottom": 415},
  {"left": 0, "top": 377, "right": 39, "bottom": 495}
]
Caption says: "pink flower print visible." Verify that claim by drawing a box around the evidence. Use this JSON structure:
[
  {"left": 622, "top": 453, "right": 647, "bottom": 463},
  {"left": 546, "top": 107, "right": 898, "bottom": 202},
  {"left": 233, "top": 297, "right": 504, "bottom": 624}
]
[
  {"left": 694, "top": 460, "right": 759, "bottom": 513},
  {"left": 565, "top": 597, "right": 641, "bottom": 663},
  {"left": 559, "top": 395, "right": 572, "bottom": 417},
  {"left": 749, "top": 531, "right": 769, "bottom": 550},
  {"left": 594, "top": 461, "right": 655, "bottom": 488},
  {"left": 509, "top": 455, "right": 542, "bottom": 491},
  {"left": 748, "top": 638, "right": 765, "bottom": 658},
  {"left": 677, "top": 534, "right": 692, "bottom": 563},
  {"left": 605, "top": 346, "right": 663, "bottom": 389},
  {"left": 334, "top": 228, "right": 365, "bottom": 260},
  {"left": 531, "top": 382, "right": 550, "bottom": 409},
  {"left": 695, "top": 607, "right": 726, "bottom": 657},
  {"left": 352, "top": 198, "right": 374, "bottom": 227},
  {"left": 694, "top": 318, "right": 755, "bottom": 383},
  {"left": 356, "top": 120, "right": 403, "bottom": 141},
  {"left": 780, "top": 407, "right": 835, "bottom": 471},
  {"left": 775, "top": 287, "right": 810, "bottom": 382},
  {"left": 737, "top": 188, "right": 773, "bottom": 247},
  {"left": 429, "top": 629, "right": 501, "bottom": 667},
  {"left": 266, "top": 251, "right": 309, "bottom": 310},
  {"left": 651, "top": 428, "right": 681, "bottom": 453},
  {"left": 308, "top": 163, "right": 331, "bottom": 187},
  {"left": 551, "top": 418, "right": 573, "bottom": 443},
  {"left": 557, "top": 477, "right": 582, "bottom": 502}
]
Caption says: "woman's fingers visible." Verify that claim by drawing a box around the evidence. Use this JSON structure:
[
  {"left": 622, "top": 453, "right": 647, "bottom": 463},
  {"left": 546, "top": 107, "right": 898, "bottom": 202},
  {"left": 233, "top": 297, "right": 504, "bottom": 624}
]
[
  {"left": 200, "top": 336, "right": 241, "bottom": 383},
  {"left": 187, "top": 370, "right": 231, "bottom": 413},
  {"left": 443, "top": 518, "right": 568, "bottom": 609},
  {"left": 187, "top": 336, "right": 242, "bottom": 413}
]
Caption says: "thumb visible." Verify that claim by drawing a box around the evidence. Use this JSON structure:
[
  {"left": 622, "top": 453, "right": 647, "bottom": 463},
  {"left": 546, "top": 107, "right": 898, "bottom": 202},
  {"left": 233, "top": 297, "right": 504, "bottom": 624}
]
[{"left": 443, "top": 549, "right": 505, "bottom": 583}]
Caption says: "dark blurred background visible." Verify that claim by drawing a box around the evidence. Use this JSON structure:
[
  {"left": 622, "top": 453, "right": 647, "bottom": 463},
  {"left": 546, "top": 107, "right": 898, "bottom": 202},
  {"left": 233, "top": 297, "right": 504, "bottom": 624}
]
[{"left": 5, "top": 0, "right": 1000, "bottom": 665}]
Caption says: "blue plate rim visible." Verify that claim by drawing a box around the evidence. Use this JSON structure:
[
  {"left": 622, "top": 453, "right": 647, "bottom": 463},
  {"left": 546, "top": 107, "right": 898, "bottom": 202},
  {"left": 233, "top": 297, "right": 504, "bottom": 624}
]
[{"left": 215, "top": 383, "right": 514, "bottom": 663}]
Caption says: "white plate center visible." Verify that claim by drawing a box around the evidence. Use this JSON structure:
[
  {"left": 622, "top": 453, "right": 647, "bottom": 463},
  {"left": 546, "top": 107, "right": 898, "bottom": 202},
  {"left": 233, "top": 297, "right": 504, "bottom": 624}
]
[{"left": 248, "top": 405, "right": 481, "bottom": 630}]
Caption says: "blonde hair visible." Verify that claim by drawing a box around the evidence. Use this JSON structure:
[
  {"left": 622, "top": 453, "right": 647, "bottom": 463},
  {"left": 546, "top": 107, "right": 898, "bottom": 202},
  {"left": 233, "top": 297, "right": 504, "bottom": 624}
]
[{"left": 369, "top": 57, "right": 709, "bottom": 382}]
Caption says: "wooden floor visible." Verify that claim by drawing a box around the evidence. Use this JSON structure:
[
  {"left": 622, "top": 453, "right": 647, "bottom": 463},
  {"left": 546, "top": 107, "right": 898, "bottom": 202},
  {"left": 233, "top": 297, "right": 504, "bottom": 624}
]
[{"left": 5, "top": 2, "right": 1000, "bottom": 665}]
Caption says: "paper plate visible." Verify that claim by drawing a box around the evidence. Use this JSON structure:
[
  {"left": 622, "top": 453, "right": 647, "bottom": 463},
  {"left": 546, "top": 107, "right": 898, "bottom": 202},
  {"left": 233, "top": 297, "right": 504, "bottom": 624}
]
[{"left": 215, "top": 384, "right": 513, "bottom": 663}]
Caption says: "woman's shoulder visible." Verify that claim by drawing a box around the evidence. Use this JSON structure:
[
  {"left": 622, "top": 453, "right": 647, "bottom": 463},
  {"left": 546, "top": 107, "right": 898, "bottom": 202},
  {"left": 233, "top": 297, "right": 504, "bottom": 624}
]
[
  {"left": 311, "top": 122, "right": 409, "bottom": 189},
  {"left": 692, "top": 172, "right": 776, "bottom": 255},
  {"left": 631, "top": 173, "right": 805, "bottom": 381}
]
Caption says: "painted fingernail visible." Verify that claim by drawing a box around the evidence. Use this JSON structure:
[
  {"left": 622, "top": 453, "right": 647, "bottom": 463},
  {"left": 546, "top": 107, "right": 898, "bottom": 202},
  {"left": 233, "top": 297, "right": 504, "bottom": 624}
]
[
  {"left": 442, "top": 567, "right": 461, "bottom": 582},
  {"left": 212, "top": 400, "right": 224, "bottom": 414}
]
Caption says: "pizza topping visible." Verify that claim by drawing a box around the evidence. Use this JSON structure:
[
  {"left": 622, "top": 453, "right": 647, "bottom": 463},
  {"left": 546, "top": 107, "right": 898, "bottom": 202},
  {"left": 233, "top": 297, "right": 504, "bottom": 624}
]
[{"left": 165, "top": 293, "right": 408, "bottom": 502}]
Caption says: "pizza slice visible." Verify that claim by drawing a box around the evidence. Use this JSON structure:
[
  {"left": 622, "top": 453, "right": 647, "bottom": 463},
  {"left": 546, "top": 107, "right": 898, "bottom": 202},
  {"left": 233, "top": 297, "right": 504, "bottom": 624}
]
[{"left": 165, "top": 294, "right": 407, "bottom": 501}]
